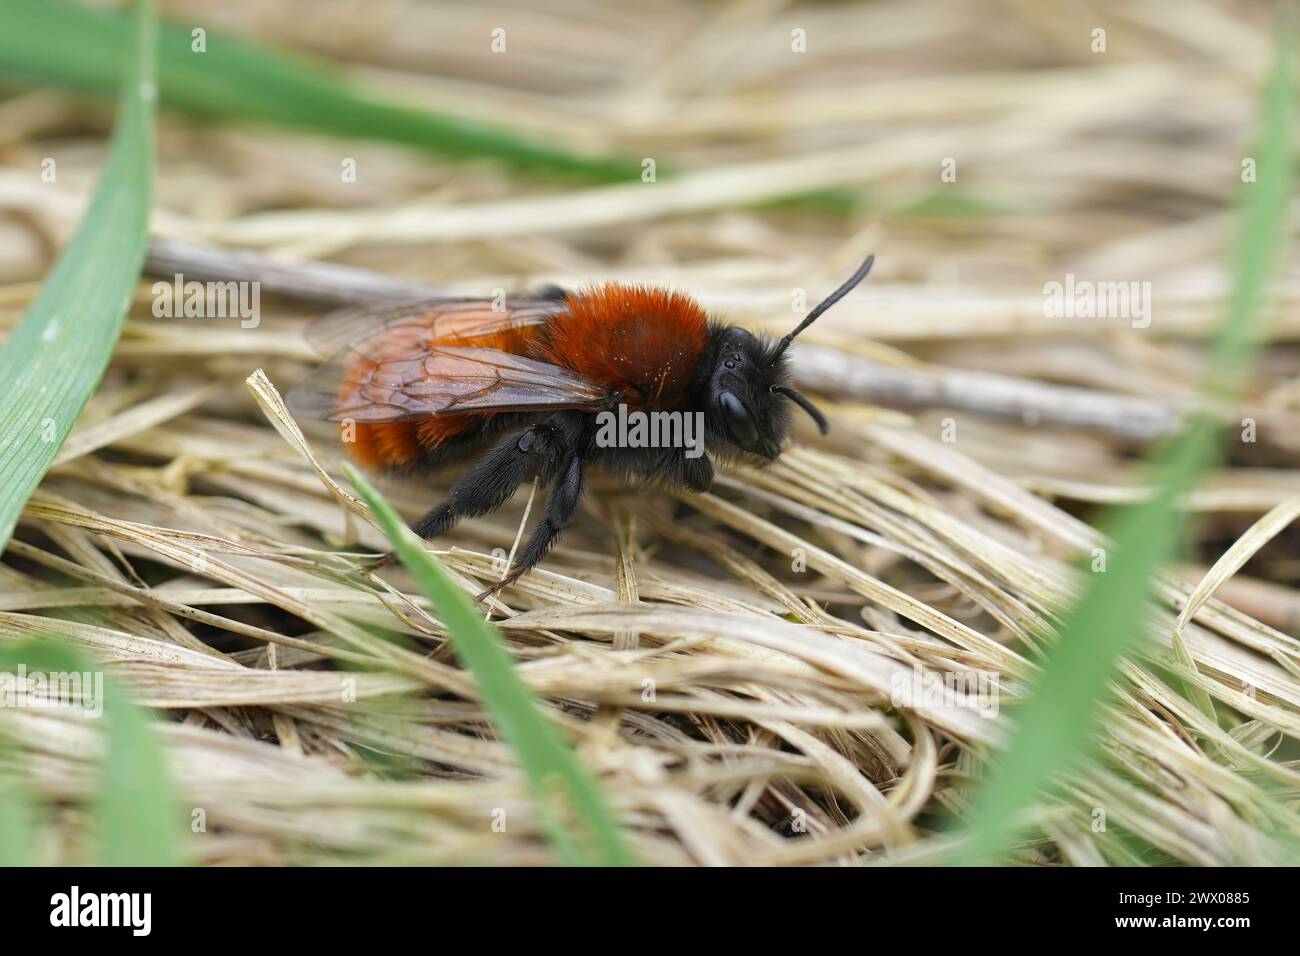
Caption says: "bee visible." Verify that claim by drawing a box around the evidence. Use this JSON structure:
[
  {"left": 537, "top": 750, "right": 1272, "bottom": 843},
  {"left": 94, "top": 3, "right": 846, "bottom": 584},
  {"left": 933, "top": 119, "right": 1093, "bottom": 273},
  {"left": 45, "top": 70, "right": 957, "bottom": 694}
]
[{"left": 289, "top": 255, "right": 875, "bottom": 598}]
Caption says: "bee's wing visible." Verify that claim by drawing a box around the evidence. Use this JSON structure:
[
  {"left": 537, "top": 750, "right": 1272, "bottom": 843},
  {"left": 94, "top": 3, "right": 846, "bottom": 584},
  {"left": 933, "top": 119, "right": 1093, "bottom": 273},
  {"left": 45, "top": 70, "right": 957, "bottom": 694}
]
[
  {"left": 287, "top": 298, "right": 609, "bottom": 423},
  {"left": 301, "top": 296, "right": 564, "bottom": 358}
]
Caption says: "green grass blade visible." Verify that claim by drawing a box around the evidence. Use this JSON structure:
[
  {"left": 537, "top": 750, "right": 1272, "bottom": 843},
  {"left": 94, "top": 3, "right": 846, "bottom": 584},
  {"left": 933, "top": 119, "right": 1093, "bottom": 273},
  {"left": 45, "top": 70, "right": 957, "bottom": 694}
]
[
  {"left": 0, "top": 638, "right": 183, "bottom": 866},
  {"left": 96, "top": 670, "right": 184, "bottom": 866},
  {"left": 0, "top": 0, "right": 156, "bottom": 552},
  {"left": 955, "top": 18, "right": 1295, "bottom": 865},
  {"left": 0, "top": 736, "right": 40, "bottom": 866},
  {"left": 345, "top": 464, "right": 633, "bottom": 866},
  {"left": 0, "top": 0, "right": 636, "bottom": 182}
]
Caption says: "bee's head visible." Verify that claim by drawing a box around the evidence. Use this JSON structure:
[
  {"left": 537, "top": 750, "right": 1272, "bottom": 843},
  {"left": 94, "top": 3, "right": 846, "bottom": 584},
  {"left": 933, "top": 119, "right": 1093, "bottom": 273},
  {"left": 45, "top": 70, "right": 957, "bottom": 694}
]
[
  {"left": 704, "top": 327, "right": 794, "bottom": 461},
  {"left": 705, "top": 255, "right": 874, "bottom": 461}
]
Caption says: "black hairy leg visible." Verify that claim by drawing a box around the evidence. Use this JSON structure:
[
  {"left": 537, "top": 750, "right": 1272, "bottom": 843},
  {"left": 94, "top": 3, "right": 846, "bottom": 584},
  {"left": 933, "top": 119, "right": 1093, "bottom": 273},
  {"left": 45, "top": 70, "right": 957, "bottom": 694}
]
[
  {"left": 657, "top": 449, "right": 714, "bottom": 492},
  {"left": 477, "top": 451, "right": 586, "bottom": 601},
  {"left": 596, "top": 445, "right": 714, "bottom": 492},
  {"left": 409, "top": 423, "right": 571, "bottom": 541}
]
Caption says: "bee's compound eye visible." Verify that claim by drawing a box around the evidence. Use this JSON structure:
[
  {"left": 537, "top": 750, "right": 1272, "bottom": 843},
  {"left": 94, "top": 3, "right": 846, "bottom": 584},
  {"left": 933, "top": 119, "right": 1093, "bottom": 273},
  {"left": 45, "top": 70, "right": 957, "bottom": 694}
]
[{"left": 719, "top": 391, "right": 759, "bottom": 446}]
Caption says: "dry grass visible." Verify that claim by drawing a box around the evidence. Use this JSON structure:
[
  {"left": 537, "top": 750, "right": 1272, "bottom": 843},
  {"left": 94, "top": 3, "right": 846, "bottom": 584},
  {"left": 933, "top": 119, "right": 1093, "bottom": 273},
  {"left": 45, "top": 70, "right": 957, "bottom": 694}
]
[{"left": 1, "top": 0, "right": 1298, "bottom": 865}]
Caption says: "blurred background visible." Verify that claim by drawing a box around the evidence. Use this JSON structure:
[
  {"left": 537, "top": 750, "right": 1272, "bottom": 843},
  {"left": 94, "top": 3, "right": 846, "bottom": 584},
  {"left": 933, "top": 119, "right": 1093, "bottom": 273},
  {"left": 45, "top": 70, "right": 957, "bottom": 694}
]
[{"left": 0, "top": 0, "right": 1296, "bottom": 866}]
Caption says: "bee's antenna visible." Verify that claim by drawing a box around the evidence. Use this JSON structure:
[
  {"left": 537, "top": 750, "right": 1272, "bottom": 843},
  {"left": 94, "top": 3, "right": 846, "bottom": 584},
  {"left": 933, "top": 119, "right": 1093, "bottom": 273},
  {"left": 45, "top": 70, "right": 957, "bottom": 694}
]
[
  {"left": 772, "top": 384, "right": 829, "bottom": 434},
  {"left": 771, "top": 254, "right": 874, "bottom": 360}
]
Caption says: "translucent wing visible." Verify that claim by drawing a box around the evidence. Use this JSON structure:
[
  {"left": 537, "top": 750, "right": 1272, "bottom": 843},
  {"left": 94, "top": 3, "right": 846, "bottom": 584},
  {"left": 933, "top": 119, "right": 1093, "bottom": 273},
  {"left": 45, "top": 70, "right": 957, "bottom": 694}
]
[
  {"left": 287, "top": 297, "right": 610, "bottom": 423},
  {"left": 302, "top": 295, "right": 565, "bottom": 358}
]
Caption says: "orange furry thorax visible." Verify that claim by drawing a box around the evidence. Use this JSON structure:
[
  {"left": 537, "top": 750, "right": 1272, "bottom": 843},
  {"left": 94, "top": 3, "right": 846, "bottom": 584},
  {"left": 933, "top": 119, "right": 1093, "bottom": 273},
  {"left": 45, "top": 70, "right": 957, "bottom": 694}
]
[{"left": 543, "top": 284, "right": 709, "bottom": 411}]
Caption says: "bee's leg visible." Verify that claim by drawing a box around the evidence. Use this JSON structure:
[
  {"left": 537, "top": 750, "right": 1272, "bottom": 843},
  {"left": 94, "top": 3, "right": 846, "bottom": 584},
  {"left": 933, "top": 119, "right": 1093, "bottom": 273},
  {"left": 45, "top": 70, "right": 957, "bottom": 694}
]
[
  {"left": 410, "top": 425, "right": 564, "bottom": 540},
  {"left": 476, "top": 452, "right": 584, "bottom": 600},
  {"left": 666, "top": 451, "right": 714, "bottom": 492},
  {"left": 631, "top": 449, "right": 713, "bottom": 492}
]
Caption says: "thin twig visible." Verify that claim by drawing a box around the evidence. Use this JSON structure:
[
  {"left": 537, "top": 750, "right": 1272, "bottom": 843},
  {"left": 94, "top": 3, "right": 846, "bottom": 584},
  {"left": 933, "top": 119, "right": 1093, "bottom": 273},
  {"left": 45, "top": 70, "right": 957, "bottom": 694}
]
[{"left": 792, "top": 344, "right": 1183, "bottom": 441}]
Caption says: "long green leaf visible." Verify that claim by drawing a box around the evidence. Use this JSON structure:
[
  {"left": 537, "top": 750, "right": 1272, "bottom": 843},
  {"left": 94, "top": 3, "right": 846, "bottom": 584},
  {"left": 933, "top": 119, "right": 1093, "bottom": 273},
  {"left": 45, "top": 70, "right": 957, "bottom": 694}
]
[
  {"left": 955, "top": 19, "right": 1295, "bottom": 865},
  {"left": 345, "top": 464, "right": 633, "bottom": 866},
  {"left": 96, "top": 671, "right": 184, "bottom": 866},
  {"left": 0, "top": 0, "right": 635, "bottom": 182},
  {"left": 0, "top": 638, "right": 183, "bottom": 866},
  {"left": 0, "top": 0, "right": 156, "bottom": 552},
  {"left": 0, "top": 731, "right": 40, "bottom": 866}
]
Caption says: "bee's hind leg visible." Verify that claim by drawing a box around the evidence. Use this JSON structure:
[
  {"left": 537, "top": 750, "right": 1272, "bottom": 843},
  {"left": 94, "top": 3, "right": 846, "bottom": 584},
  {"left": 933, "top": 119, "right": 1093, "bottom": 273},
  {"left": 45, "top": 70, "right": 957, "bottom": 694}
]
[
  {"left": 476, "top": 451, "right": 585, "bottom": 601},
  {"left": 410, "top": 424, "right": 568, "bottom": 541}
]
